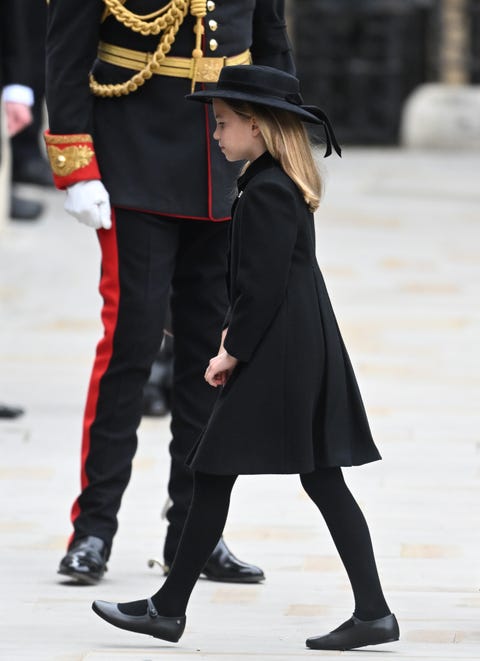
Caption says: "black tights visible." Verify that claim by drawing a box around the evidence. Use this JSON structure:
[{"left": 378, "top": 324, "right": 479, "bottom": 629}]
[{"left": 119, "top": 468, "right": 390, "bottom": 621}]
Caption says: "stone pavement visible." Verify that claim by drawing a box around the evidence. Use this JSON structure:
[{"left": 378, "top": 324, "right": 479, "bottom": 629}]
[{"left": 0, "top": 148, "right": 479, "bottom": 660}]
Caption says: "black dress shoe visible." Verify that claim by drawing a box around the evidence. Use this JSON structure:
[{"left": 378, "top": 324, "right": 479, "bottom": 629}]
[
  {"left": 12, "top": 157, "right": 54, "bottom": 187},
  {"left": 10, "top": 194, "right": 43, "bottom": 221},
  {"left": 201, "top": 538, "right": 265, "bottom": 583},
  {"left": 0, "top": 403, "right": 24, "bottom": 419},
  {"left": 58, "top": 536, "right": 108, "bottom": 585},
  {"left": 92, "top": 598, "right": 186, "bottom": 642},
  {"left": 306, "top": 613, "right": 400, "bottom": 650}
]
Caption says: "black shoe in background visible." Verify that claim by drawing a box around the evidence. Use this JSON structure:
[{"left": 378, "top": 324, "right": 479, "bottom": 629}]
[
  {"left": 12, "top": 157, "right": 54, "bottom": 187},
  {"left": 10, "top": 194, "right": 44, "bottom": 221},
  {"left": 0, "top": 403, "right": 24, "bottom": 419},
  {"left": 164, "top": 537, "right": 265, "bottom": 584},
  {"left": 201, "top": 538, "right": 265, "bottom": 583}
]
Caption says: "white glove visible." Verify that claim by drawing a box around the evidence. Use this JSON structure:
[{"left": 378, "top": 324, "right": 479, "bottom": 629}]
[{"left": 64, "top": 180, "right": 112, "bottom": 230}]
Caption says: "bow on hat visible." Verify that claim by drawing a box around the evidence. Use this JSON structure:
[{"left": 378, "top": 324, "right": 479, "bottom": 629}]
[{"left": 285, "top": 93, "right": 341, "bottom": 158}]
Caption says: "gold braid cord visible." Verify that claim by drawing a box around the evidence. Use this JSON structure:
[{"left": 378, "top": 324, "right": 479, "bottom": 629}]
[{"left": 90, "top": 0, "right": 207, "bottom": 97}]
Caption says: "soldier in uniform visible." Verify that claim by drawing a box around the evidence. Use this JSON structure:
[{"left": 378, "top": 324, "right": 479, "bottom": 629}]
[
  {"left": 1, "top": 0, "right": 41, "bottom": 221},
  {"left": 1, "top": 0, "right": 33, "bottom": 411},
  {"left": 45, "top": 0, "right": 295, "bottom": 585}
]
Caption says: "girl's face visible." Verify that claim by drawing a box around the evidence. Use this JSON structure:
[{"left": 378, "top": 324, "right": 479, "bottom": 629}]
[{"left": 212, "top": 99, "right": 266, "bottom": 162}]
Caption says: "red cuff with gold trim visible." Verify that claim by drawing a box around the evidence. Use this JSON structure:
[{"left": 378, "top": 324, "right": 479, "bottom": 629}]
[{"left": 44, "top": 130, "right": 101, "bottom": 189}]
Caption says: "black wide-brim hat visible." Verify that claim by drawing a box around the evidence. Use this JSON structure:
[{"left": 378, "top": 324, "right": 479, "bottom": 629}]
[{"left": 187, "top": 65, "right": 341, "bottom": 157}]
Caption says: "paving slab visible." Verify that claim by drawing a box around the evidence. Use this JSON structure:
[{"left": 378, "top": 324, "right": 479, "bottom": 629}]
[{"left": 0, "top": 147, "right": 479, "bottom": 660}]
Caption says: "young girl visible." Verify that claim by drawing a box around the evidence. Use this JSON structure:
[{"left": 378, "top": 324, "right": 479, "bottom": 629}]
[{"left": 92, "top": 65, "right": 399, "bottom": 651}]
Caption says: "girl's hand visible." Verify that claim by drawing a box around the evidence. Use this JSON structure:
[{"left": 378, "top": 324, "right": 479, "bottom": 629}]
[
  {"left": 217, "top": 327, "right": 228, "bottom": 355},
  {"left": 204, "top": 351, "right": 239, "bottom": 387}
]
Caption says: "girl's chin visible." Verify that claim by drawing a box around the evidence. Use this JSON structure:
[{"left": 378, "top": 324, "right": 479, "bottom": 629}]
[
  {"left": 220, "top": 149, "right": 245, "bottom": 163},
  {"left": 224, "top": 154, "right": 244, "bottom": 163}
]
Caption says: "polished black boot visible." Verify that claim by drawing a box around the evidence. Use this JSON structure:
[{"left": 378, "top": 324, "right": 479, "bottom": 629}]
[
  {"left": 58, "top": 536, "right": 108, "bottom": 585},
  {"left": 306, "top": 613, "right": 400, "bottom": 650},
  {"left": 92, "top": 599, "right": 186, "bottom": 642},
  {"left": 162, "top": 537, "right": 265, "bottom": 584},
  {"left": 202, "top": 538, "right": 265, "bottom": 583}
]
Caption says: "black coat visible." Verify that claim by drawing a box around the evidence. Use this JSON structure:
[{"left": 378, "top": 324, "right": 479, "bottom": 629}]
[
  {"left": 45, "top": 1, "right": 294, "bottom": 219},
  {"left": 188, "top": 153, "right": 381, "bottom": 474}
]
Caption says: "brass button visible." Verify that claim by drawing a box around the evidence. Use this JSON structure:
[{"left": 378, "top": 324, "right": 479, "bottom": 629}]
[
  {"left": 209, "top": 38, "right": 218, "bottom": 52},
  {"left": 208, "top": 19, "right": 218, "bottom": 31},
  {"left": 207, "top": 1, "right": 215, "bottom": 11},
  {"left": 56, "top": 154, "right": 66, "bottom": 169}
]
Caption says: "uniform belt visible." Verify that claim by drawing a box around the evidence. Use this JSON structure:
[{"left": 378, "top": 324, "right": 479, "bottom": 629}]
[{"left": 97, "top": 42, "right": 252, "bottom": 83}]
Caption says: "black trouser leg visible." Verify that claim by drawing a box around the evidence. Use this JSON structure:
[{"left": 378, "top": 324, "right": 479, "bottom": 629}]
[
  {"left": 300, "top": 467, "right": 390, "bottom": 621},
  {"left": 70, "top": 209, "right": 178, "bottom": 550},
  {"left": 163, "top": 220, "right": 229, "bottom": 562}
]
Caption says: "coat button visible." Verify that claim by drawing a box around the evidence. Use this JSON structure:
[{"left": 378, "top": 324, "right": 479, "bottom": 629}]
[
  {"left": 208, "top": 19, "right": 218, "bottom": 31},
  {"left": 209, "top": 38, "right": 218, "bottom": 52},
  {"left": 207, "top": 1, "right": 215, "bottom": 10}
]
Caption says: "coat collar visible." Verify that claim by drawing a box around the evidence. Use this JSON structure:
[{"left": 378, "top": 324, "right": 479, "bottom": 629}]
[{"left": 237, "top": 151, "right": 277, "bottom": 192}]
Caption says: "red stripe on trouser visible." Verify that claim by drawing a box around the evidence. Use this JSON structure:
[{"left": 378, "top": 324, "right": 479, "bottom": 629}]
[{"left": 69, "top": 210, "right": 120, "bottom": 540}]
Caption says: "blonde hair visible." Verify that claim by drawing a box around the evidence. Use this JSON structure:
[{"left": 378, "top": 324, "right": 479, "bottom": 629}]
[{"left": 225, "top": 100, "right": 322, "bottom": 212}]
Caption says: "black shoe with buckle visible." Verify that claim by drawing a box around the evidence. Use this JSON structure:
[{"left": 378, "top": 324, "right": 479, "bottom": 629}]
[
  {"left": 306, "top": 613, "right": 400, "bottom": 650},
  {"left": 92, "top": 598, "right": 186, "bottom": 642},
  {"left": 58, "top": 536, "right": 108, "bottom": 585}
]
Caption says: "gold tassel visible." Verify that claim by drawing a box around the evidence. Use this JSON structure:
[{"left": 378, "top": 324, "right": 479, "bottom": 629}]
[{"left": 189, "top": 0, "right": 207, "bottom": 92}]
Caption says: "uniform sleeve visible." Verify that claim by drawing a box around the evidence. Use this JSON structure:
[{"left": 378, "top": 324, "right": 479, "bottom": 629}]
[
  {"left": 44, "top": 0, "right": 104, "bottom": 188},
  {"left": 251, "top": 0, "right": 295, "bottom": 74},
  {"left": 224, "top": 181, "right": 298, "bottom": 363}
]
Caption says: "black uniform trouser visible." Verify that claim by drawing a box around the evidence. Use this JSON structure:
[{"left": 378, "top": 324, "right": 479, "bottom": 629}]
[{"left": 69, "top": 208, "right": 229, "bottom": 558}]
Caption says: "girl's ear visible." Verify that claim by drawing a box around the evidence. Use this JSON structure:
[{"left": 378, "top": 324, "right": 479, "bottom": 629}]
[{"left": 251, "top": 118, "right": 261, "bottom": 137}]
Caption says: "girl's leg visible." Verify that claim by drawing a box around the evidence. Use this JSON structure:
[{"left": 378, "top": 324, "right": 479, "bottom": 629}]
[
  {"left": 118, "top": 471, "right": 237, "bottom": 617},
  {"left": 300, "top": 467, "right": 390, "bottom": 621}
]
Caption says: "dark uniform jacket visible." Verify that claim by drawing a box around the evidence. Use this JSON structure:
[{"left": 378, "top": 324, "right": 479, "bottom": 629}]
[
  {"left": 188, "top": 152, "right": 382, "bottom": 474},
  {"left": 45, "top": 1, "right": 294, "bottom": 219}
]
